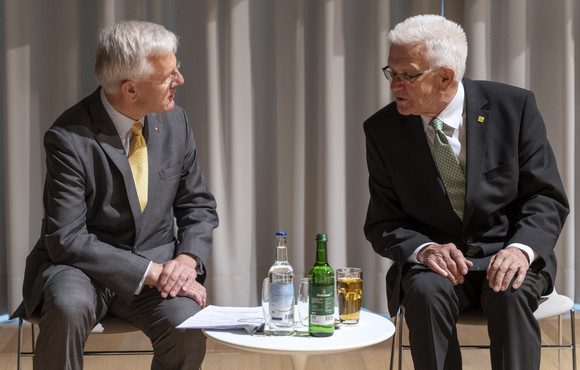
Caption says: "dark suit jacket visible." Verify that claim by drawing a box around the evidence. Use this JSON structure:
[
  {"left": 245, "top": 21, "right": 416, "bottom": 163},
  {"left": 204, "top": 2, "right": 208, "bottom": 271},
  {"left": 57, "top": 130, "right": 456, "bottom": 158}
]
[
  {"left": 363, "top": 78, "right": 569, "bottom": 316},
  {"left": 20, "top": 87, "right": 219, "bottom": 317}
]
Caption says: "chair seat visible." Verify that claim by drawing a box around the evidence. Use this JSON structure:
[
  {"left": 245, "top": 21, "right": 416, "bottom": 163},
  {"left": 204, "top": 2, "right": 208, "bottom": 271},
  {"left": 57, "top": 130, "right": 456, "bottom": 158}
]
[
  {"left": 91, "top": 315, "right": 141, "bottom": 334},
  {"left": 457, "top": 290, "right": 575, "bottom": 325},
  {"left": 535, "top": 290, "right": 575, "bottom": 320},
  {"left": 23, "top": 313, "right": 142, "bottom": 334}
]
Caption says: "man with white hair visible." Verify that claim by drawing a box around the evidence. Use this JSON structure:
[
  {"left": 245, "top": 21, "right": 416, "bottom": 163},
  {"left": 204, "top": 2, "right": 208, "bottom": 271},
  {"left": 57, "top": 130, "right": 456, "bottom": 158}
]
[
  {"left": 14, "top": 20, "right": 218, "bottom": 369},
  {"left": 364, "top": 14, "right": 568, "bottom": 369}
]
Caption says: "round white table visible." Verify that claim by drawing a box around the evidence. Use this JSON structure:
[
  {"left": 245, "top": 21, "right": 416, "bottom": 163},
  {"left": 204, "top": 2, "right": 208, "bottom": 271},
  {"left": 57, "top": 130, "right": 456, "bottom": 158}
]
[{"left": 203, "top": 310, "right": 395, "bottom": 370}]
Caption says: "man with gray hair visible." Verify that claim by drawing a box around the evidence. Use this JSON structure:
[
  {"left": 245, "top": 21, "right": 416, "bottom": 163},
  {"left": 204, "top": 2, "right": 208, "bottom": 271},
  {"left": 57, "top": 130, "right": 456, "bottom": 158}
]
[
  {"left": 364, "top": 14, "right": 568, "bottom": 369},
  {"left": 14, "top": 20, "right": 218, "bottom": 369}
]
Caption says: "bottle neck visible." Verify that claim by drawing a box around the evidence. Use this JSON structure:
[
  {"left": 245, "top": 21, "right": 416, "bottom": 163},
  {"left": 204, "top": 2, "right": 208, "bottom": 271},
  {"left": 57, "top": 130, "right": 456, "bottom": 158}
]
[
  {"left": 276, "top": 235, "right": 288, "bottom": 262},
  {"left": 276, "top": 245, "right": 288, "bottom": 262},
  {"left": 316, "top": 241, "right": 328, "bottom": 264}
]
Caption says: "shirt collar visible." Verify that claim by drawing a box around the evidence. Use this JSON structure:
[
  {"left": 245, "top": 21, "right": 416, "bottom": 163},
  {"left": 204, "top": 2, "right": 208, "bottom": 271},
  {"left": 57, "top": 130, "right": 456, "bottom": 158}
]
[
  {"left": 421, "top": 82, "right": 465, "bottom": 131},
  {"left": 99, "top": 87, "right": 143, "bottom": 137}
]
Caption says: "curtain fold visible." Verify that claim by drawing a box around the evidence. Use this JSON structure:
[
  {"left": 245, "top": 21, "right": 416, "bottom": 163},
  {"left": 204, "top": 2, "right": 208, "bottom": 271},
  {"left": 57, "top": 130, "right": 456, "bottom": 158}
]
[{"left": 1, "top": 0, "right": 576, "bottom": 316}]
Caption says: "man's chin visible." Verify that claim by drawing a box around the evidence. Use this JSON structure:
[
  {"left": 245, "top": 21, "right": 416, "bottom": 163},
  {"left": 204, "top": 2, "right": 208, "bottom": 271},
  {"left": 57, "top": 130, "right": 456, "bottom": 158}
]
[
  {"left": 157, "top": 101, "right": 175, "bottom": 113},
  {"left": 396, "top": 104, "right": 413, "bottom": 116}
]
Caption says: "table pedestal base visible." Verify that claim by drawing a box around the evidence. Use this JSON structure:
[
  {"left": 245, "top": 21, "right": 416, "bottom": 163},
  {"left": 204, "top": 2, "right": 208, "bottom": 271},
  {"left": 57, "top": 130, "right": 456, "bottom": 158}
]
[{"left": 289, "top": 353, "right": 308, "bottom": 370}]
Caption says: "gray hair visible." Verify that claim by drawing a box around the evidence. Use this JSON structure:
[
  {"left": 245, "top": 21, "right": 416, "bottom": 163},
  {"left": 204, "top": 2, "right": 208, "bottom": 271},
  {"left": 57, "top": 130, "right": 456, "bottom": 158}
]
[
  {"left": 95, "top": 20, "right": 179, "bottom": 93},
  {"left": 388, "top": 14, "right": 467, "bottom": 83}
]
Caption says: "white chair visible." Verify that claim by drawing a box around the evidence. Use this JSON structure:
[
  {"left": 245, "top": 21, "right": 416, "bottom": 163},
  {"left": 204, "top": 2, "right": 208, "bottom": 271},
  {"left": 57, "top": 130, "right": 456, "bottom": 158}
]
[
  {"left": 389, "top": 290, "right": 576, "bottom": 370},
  {"left": 16, "top": 314, "right": 153, "bottom": 370}
]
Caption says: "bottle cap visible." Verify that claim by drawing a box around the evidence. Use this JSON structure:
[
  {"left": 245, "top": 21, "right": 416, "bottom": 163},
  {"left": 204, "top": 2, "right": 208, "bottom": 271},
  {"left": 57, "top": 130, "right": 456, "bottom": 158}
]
[
  {"left": 276, "top": 231, "right": 287, "bottom": 236},
  {"left": 316, "top": 233, "right": 328, "bottom": 242}
]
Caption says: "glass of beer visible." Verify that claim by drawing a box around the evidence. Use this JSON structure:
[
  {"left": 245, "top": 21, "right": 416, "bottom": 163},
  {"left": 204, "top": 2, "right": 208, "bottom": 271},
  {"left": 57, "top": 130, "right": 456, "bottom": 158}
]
[{"left": 336, "top": 267, "right": 363, "bottom": 324}]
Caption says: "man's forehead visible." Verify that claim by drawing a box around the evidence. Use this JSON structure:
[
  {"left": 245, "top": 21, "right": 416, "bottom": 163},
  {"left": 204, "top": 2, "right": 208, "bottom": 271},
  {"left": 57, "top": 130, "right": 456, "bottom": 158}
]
[
  {"left": 147, "top": 53, "right": 176, "bottom": 65},
  {"left": 388, "top": 43, "right": 428, "bottom": 67}
]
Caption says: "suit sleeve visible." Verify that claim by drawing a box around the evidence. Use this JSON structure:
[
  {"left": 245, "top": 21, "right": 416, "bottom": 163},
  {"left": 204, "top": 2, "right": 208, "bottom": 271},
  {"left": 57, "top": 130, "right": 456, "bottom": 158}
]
[
  {"left": 504, "top": 91, "right": 569, "bottom": 268},
  {"left": 171, "top": 112, "right": 218, "bottom": 278},
  {"left": 363, "top": 120, "right": 434, "bottom": 268}
]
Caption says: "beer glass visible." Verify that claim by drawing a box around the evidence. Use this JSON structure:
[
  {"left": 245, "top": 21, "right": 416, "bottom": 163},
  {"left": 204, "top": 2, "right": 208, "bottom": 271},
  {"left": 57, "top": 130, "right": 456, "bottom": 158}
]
[{"left": 336, "top": 267, "right": 363, "bottom": 324}]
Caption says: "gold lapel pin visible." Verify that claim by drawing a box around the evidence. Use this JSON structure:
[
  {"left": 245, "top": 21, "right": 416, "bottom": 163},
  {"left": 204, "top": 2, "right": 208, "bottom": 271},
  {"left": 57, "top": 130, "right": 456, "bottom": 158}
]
[{"left": 477, "top": 116, "right": 485, "bottom": 123}]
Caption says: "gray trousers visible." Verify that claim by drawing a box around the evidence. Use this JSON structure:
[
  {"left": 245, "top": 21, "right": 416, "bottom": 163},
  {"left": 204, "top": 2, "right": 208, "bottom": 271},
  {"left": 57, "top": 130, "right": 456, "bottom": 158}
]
[
  {"left": 401, "top": 268, "right": 548, "bottom": 370},
  {"left": 34, "top": 267, "right": 206, "bottom": 370}
]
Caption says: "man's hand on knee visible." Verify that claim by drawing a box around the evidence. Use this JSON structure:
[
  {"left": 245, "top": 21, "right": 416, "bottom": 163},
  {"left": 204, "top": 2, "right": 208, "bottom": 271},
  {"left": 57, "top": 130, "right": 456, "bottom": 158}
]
[
  {"left": 418, "top": 243, "right": 473, "bottom": 285},
  {"left": 486, "top": 248, "right": 530, "bottom": 292},
  {"left": 144, "top": 256, "right": 207, "bottom": 307}
]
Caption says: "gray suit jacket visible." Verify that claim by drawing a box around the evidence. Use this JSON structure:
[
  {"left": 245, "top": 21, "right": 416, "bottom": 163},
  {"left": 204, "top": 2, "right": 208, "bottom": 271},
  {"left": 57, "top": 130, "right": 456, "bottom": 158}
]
[
  {"left": 364, "top": 79, "right": 569, "bottom": 316},
  {"left": 20, "top": 87, "right": 219, "bottom": 317}
]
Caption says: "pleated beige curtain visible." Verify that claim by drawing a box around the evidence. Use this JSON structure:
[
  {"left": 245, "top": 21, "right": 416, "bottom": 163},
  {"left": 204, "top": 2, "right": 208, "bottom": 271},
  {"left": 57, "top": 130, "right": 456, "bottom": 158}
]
[
  {"left": 1, "top": 0, "right": 578, "bottom": 316},
  {"left": 204, "top": 0, "right": 394, "bottom": 310}
]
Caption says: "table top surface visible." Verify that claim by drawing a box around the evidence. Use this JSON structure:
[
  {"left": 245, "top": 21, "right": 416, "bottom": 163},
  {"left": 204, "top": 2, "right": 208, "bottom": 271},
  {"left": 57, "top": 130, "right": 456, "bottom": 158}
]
[{"left": 203, "top": 310, "right": 395, "bottom": 356}]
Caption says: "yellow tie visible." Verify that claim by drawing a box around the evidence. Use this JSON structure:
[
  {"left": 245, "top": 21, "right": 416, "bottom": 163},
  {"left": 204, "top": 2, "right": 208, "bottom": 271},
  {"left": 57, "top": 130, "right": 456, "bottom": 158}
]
[{"left": 128, "top": 122, "right": 148, "bottom": 212}]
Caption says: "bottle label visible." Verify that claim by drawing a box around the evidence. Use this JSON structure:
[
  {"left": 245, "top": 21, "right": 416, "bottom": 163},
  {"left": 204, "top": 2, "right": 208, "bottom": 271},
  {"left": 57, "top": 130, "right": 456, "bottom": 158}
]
[
  {"left": 310, "top": 285, "right": 334, "bottom": 325},
  {"left": 270, "top": 283, "right": 294, "bottom": 322}
]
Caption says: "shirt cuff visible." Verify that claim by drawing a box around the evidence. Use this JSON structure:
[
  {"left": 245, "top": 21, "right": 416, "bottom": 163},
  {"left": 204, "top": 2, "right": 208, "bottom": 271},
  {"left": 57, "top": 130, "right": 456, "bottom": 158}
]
[
  {"left": 134, "top": 261, "right": 153, "bottom": 295},
  {"left": 407, "top": 242, "right": 434, "bottom": 264},
  {"left": 506, "top": 243, "right": 537, "bottom": 264},
  {"left": 194, "top": 256, "right": 204, "bottom": 276}
]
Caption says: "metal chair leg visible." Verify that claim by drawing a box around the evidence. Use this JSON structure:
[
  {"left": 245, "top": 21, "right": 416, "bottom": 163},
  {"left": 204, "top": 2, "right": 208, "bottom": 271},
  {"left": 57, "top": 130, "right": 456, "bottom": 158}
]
[
  {"left": 17, "top": 318, "right": 23, "bottom": 370},
  {"left": 559, "top": 313, "right": 563, "bottom": 369},
  {"left": 31, "top": 321, "right": 36, "bottom": 353},
  {"left": 389, "top": 313, "right": 397, "bottom": 370},
  {"left": 398, "top": 310, "right": 403, "bottom": 370},
  {"left": 571, "top": 308, "right": 577, "bottom": 370}
]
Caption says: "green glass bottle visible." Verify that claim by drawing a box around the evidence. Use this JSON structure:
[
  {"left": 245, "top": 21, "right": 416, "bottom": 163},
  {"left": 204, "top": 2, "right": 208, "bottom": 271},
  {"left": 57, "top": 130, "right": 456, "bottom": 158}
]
[{"left": 308, "top": 233, "right": 335, "bottom": 337}]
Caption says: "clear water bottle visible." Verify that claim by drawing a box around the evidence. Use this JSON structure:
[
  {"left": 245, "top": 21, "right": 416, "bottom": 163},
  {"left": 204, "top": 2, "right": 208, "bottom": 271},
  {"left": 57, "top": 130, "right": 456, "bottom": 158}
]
[{"left": 268, "top": 231, "right": 295, "bottom": 335}]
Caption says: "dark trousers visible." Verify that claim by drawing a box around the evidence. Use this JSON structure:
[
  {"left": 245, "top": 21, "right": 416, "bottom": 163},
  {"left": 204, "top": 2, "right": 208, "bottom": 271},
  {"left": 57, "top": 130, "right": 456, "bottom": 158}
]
[
  {"left": 401, "top": 268, "right": 548, "bottom": 370},
  {"left": 34, "top": 267, "right": 206, "bottom": 370}
]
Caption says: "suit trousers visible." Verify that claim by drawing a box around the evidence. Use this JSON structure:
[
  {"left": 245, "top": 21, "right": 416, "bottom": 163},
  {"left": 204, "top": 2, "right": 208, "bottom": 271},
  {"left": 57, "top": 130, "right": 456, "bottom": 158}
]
[
  {"left": 34, "top": 267, "right": 205, "bottom": 370},
  {"left": 401, "top": 267, "right": 548, "bottom": 370}
]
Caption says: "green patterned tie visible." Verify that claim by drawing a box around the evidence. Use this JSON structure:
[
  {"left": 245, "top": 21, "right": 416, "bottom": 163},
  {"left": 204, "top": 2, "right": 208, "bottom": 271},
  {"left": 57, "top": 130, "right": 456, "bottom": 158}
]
[
  {"left": 430, "top": 117, "right": 465, "bottom": 220},
  {"left": 128, "top": 122, "right": 148, "bottom": 212}
]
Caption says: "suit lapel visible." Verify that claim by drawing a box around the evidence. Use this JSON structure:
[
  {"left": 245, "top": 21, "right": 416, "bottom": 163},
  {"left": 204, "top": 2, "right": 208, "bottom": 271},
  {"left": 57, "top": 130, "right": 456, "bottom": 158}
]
[
  {"left": 89, "top": 88, "right": 144, "bottom": 225},
  {"left": 399, "top": 115, "right": 461, "bottom": 225},
  {"left": 463, "top": 79, "right": 491, "bottom": 226},
  {"left": 143, "top": 114, "right": 162, "bottom": 209}
]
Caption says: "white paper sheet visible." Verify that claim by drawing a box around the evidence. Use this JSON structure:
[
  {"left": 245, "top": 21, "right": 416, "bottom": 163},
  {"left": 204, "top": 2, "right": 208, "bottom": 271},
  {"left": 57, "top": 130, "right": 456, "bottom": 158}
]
[{"left": 177, "top": 305, "right": 264, "bottom": 331}]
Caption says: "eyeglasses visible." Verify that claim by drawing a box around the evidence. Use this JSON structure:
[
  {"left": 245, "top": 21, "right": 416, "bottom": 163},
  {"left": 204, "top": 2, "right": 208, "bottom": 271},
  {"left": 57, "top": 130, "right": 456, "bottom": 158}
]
[
  {"left": 381, "top": 65, "right": 438, "bottom": 84},
  {"left": 139, "top": 61, "right": 182, "bottom": 88}
]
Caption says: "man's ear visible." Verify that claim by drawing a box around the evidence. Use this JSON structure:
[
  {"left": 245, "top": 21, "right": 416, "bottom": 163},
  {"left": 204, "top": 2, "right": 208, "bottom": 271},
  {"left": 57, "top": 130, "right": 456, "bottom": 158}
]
[
  {"left": 439, "top": 66, "right": 456, "bottom": 90},
  {"left": 121, "top": 80, "right": 138, "bottom": 102}
]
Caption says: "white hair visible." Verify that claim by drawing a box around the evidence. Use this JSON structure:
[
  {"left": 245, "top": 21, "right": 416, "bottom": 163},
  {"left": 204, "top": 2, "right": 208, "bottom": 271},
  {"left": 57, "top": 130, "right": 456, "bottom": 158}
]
[
  {"left": 95, "top": 20, "right": 179, "bottom": 93},
  {"left": 388, "top": 14, "right": 467, "bottom": 83}
]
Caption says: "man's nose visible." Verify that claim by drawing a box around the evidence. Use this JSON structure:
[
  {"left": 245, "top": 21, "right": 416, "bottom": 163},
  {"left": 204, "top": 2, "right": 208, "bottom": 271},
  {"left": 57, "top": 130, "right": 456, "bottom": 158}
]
[{"left": 390, "top": 78, "right": 404, "bottom": 92}]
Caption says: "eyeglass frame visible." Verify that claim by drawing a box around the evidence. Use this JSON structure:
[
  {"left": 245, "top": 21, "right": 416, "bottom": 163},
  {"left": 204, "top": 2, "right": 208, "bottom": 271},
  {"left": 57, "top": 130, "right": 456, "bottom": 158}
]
[
  {"left": 381, "top": 65, "right": 439, "bottom": 84},
  {"left": 137, "top": 61, "right": 182, "bottom": 88}
]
